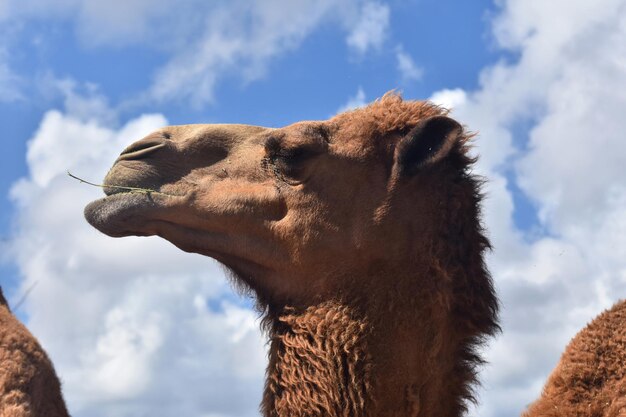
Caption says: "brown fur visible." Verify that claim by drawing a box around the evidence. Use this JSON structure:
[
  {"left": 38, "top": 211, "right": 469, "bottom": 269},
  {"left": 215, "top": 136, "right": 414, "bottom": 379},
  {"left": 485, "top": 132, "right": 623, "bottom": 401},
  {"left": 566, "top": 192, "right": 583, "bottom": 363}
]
[
  {"left": 0, "top": 288, "right": 70, "bottom": 417},
  {"left": 263, "top": 302, "right": 371, "bottom": 417},
  {"left": 523, "top": 300, "right": 626, "bottom": 417}
]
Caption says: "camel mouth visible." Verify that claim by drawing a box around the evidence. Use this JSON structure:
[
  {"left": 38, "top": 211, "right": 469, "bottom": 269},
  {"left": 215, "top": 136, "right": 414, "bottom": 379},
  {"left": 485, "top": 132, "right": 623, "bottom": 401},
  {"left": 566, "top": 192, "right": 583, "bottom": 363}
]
[
  {"left": 85, "top": 157, "right": 189, "bottom": 237},
  {"left": 101, "top": 183, "right": 166, "bottom": 197},
  {"left": 101, "top": 159, "right": 167, "bottom": 197},
  {"left": 103, "top": 186, "right": 128, "bottom": 197}
]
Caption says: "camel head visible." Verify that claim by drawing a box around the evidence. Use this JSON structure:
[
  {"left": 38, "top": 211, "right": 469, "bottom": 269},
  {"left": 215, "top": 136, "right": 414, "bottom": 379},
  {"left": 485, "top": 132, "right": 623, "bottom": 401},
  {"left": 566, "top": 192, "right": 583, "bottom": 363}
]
[{"left": 85, "top": 93, "right": 498, "bottom": 416}]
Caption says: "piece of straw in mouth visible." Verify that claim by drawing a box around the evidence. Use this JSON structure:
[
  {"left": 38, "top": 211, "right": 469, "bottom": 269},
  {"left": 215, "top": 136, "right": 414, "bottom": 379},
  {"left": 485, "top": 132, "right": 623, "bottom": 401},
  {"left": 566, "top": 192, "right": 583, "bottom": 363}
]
[{"left": 67, "top": 171, "right": 176, "bottom": 196}]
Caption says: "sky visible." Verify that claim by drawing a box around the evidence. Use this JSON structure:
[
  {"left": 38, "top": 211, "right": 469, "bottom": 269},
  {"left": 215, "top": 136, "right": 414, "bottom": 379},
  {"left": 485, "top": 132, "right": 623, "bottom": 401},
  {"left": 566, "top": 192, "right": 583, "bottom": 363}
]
[{"left": 0, "top": 0, "right": 625, "bottom": 416}]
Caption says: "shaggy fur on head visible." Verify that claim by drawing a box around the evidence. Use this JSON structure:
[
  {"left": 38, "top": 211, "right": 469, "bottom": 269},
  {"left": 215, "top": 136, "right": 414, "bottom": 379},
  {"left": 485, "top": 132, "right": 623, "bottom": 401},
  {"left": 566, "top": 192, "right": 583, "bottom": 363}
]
[
  {"left": 333, "top": 92, "right": 447, "bottom": 140},
  {"left": 0, "top": 287, "right": 70, "bottom": 417}
]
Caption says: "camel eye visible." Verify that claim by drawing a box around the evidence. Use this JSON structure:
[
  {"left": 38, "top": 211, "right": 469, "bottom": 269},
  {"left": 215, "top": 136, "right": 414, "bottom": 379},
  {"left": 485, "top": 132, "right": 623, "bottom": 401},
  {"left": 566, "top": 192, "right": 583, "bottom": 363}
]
[
  {"left": 273, "top": 147, "right": 312, "bottom": 179},
  {"left": 275, "top": 147, "right": 309, "bottom": 165},
  {"left": 263, "top": 144, "right": 315, "bottom": 183},
  {"left": 263, "top": 135, "right": 325, "bottom": 183}
]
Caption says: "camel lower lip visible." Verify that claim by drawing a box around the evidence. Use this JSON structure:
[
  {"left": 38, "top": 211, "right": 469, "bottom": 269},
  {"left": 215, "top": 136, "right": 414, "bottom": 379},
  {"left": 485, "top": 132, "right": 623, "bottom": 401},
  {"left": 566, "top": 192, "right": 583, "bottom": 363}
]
[{"left": 84, "top": 192, "right": 169, "bottom": 237}]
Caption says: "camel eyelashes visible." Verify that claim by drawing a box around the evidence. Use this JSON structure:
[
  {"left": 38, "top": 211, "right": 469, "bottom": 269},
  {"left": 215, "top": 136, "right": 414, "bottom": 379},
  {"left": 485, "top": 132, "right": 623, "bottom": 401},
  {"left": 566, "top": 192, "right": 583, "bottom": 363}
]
[
  {"left": 274, "top": 147, "right": 311, "bottom": 164},
  {"left": 264, "top": 137, "right": 320, "bottom": 166},
  {"left": 268, "top": 148, "right": 313, "bottom": 183},
  {"left": 261, "top": 142, "right": 320, "bottom": 185}
]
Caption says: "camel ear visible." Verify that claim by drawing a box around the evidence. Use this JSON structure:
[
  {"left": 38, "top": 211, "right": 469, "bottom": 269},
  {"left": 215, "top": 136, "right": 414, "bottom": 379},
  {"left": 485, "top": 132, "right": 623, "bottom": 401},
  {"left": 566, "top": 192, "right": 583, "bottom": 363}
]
[{"left": 394, "top": 116, "right": 462, "bottom": 176}]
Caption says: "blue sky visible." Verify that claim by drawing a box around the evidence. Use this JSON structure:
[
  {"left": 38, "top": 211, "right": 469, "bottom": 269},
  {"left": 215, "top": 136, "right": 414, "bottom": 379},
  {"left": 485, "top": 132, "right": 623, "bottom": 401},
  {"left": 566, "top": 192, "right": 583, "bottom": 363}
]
[{"left": 1, "top": 1, "right": 626, "bottom": 416}]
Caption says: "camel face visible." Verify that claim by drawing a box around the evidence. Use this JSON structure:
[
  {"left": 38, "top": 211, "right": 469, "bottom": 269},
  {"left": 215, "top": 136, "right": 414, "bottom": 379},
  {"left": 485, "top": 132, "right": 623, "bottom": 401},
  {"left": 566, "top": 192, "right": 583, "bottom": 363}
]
[
  {"left": 85, "top": 97, "right": 466, "bottom": 306},
  {"left": 85, "top": 121, "right": 381, "bottom": 302}
]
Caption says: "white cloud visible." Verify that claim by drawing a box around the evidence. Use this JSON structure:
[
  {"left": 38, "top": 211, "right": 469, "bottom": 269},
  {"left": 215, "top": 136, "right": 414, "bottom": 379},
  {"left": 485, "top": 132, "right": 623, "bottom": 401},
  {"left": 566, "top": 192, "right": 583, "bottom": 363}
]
[
  {"left": 336, "top": 86, "right": 367, "bottom": 114},
  {"left": 395, "top": 45, "right": 423, "bottom": 83},
  {"left": 149, "top": 0, "right": 367, "bottom": 106},
  {"left": 424, "top": 0, "right": 626, "bottom": 415},
  {"left": 346, "top": 1, "right": 390, "bottom": 54},
  {"left": 9, "top": 95, "right": 267, "bottom": 416},
  {"left": 428, "top": 88, "right": 467, "bottom": 112}
]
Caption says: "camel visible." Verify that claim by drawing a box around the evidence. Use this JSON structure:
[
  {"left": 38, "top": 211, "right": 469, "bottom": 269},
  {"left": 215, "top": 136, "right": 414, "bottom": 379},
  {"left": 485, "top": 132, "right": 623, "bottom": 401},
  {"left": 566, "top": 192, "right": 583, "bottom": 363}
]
[
  {"left": 0, "top": 287, "right": 70, "bottom": 417},
  {"left": 522, "top": 300, "right": 626, "bottom": 417},
  {"left": 1, "top": 93, "right": 624, "bottom": 416},
  {"left": 84, "top": 94, "right": 499, "bottom": 416}
]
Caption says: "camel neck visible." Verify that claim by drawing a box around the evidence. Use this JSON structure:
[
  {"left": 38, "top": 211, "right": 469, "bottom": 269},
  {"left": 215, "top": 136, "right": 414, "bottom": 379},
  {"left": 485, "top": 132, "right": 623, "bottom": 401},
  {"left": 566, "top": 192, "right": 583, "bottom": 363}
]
[
  {"left": 261, "top": 300, "right": 467, "bottom": 417},
  {"left": 261, "top": 302, "right": 371, "bottom": 417}
]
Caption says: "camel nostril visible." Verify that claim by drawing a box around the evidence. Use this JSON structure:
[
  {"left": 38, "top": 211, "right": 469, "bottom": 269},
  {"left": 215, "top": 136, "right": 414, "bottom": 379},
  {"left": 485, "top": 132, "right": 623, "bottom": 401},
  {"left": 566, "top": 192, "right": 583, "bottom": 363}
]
[{"left": 118, "top": 138, "right": 167, "bottom": 161}]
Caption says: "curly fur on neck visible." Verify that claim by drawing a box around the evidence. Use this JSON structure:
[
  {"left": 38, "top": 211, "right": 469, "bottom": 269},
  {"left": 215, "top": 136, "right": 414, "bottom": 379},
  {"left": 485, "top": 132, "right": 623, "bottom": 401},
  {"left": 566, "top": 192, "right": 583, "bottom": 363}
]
[{"left": 262, "top": 302, "right": 372, "bottom": 417}]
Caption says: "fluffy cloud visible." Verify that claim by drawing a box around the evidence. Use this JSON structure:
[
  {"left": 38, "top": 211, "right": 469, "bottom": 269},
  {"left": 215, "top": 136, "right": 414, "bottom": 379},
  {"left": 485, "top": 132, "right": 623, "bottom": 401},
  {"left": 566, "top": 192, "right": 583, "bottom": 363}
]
[
  {"left": 148, "top": 0, "right": 391, "bottom": 106},
  {"left": 426, "top": 0, "right": 626, "bottom": 415},
  {"left": 149, "top": 0, "right": 356, "bottom": 106},
  {"left": 345, "top": 1, "right": 390, "bottom": 54},
  {"left": 428, "top": 88, "right": 467, "bottom": 111},
  {"left": 9, "top": 96, "right": 266, "bottom": 417}
]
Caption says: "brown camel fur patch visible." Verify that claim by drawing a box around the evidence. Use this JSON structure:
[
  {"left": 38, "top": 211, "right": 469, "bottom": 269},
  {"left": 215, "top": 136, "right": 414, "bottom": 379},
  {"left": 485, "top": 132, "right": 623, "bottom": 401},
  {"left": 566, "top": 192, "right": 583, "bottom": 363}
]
[
  {"left": 263, "top": 302, "right": 371, "bottom": 417},
  {"left": 0, "top": 288, "right": 70, "bottom": 417},
  {"left": 524, "top": 300, "right": 626, "bottom": 417}
]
